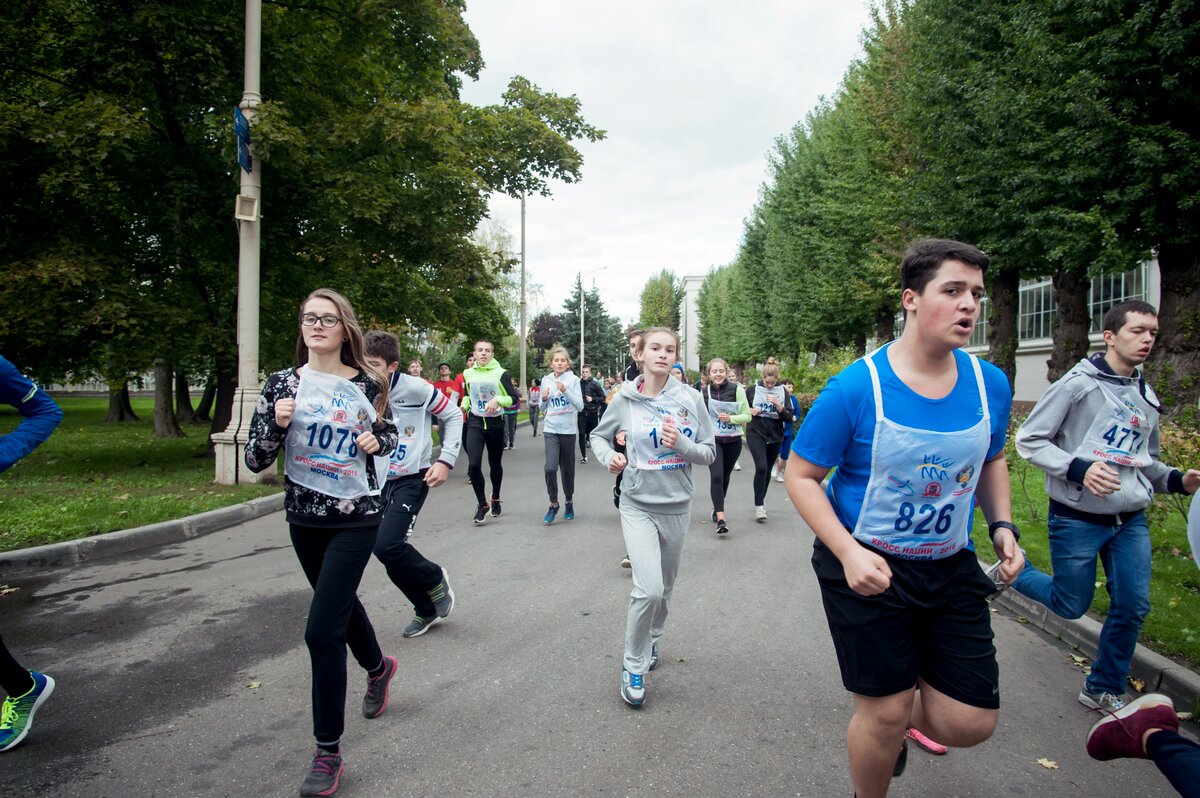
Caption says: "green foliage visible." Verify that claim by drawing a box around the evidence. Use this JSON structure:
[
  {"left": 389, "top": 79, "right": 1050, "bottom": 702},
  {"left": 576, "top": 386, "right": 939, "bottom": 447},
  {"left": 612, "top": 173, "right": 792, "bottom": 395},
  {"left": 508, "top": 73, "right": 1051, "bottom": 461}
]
[
  {"left": 560, "top": 276, "right": 625, "bottom": 375},
  {"left": 0, "top": 0, "right": 604, "bottom": 402},
  {"left": 638, "top": 269, "right": 684, "bottom": 331}
]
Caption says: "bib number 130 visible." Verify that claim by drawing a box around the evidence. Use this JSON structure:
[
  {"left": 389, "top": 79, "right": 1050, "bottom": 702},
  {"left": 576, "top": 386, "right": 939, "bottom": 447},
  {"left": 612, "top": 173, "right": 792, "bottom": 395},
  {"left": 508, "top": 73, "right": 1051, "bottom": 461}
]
[{"left": 894, "top": 502, "right": 954, "bottom": 534}]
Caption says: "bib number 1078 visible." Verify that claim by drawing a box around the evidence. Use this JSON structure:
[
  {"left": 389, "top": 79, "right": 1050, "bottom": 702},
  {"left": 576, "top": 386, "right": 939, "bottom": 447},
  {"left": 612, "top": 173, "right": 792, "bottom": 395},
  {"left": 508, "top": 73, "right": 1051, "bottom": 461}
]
[
  {"left": 894, "top": 502, "right": 954, "bottom": 534},
  {"left": 305, "top": 423, "right": 358, "bottom": 458}
]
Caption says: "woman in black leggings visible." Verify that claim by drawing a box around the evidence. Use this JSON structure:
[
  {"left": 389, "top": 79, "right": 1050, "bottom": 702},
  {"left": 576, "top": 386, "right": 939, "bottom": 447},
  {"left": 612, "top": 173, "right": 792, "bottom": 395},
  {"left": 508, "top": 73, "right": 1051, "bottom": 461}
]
[
  {"left": 702, "top": 358, "right": 750, "bottom": 535},
  {"left": 745, "top": 360, "right": 793, "bottom": 523},
  {"left": 244, "top": 288, "right": 399, "bottom": 797}
]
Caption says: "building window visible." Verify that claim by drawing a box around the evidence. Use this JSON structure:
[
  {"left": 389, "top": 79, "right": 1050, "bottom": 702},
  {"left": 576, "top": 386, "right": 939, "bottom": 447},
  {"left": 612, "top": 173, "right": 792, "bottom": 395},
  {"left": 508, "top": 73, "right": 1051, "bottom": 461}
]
[
  {"left": 1089, "top": 264, "right": 1148, "bottom": 332},
  {"left": 1019, "top": 278, "right": 1056, "bottom": 341},
  {"left": 968, "top": 297, "right": 989, "bottom": 348}
]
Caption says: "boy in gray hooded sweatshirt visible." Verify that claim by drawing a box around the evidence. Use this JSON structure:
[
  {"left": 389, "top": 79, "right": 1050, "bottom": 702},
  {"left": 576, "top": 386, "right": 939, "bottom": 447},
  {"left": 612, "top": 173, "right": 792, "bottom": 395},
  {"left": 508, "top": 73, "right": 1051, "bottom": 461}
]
[
  {"left": 1014, "top": 300, "right": 1199, "bottom": 712},
  {"left": 590, "top": 327, "right": 715, "bottom": 708}
]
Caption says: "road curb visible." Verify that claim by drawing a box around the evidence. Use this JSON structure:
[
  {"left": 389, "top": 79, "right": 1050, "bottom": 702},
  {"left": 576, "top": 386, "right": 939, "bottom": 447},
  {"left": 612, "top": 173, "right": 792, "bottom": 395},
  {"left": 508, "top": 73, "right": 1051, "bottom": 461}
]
[
  {"left": 0, "top": 493, "right": 284, "bottom": 575},
  {"left": 994, "top": 582, "right": 1200, "bottom": 714}
]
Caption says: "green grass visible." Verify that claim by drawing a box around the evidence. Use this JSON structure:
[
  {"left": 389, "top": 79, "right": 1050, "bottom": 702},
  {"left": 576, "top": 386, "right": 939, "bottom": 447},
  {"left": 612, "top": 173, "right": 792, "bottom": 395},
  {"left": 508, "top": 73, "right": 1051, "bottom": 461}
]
[
  {"left": 0, "top": 396, "right": 280, "bottom": 553},
  {"left": 972, "top": 449, "right": 1200, "bottom": 669}
]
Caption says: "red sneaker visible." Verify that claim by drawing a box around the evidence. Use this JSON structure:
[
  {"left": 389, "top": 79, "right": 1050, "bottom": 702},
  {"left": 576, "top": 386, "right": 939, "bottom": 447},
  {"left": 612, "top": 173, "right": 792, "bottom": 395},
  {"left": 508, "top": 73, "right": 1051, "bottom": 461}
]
[{"left": 1086, "top": 693, "right": 1179, "bottom": 761}]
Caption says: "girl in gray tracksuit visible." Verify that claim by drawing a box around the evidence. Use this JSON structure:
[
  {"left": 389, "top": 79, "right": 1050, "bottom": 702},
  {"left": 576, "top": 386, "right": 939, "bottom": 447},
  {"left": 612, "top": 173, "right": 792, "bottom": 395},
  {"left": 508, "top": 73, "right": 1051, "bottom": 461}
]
[{"left": 590, "top": 328, "right": 715, "bottom": 707}]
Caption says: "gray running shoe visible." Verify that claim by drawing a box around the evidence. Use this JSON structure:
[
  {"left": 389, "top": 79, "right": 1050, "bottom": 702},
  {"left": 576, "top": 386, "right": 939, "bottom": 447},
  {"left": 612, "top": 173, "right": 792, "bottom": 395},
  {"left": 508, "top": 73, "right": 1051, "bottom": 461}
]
[
  {"left": 1079, "top": 688, "right": 1127, "bottom": 712},
  {"left": 620, "top": 669, "right": 645, "bottom": 707},
  {"left": 648, "top": 641, "right": 660, "bottom": 672},
  {"left": 403, "top": 614, "right": 440, "bottom": 638},
  {"left": 300, "top": 750, "right": 344, "bottom": 797},
  {"left": 362, "top": 655, "right": 397, "bottom": 719},
  {"left": 429, "top": 568, "right": 455, "bottom": 619}
]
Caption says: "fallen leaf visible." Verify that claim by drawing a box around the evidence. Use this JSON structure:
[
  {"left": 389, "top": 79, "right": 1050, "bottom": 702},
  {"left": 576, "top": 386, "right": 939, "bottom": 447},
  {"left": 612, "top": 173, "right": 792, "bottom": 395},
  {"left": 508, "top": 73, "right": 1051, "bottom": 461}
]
[
  {"left": 1070, "top": 654, "right": 1089, "bottom": 666},
  {"left": 113, "top": 493, "right": 131, "bottom": 501},
  {"left": 1037, "top": 758, "right": 1060, "bottom": 770},
  {"left": 1128, "top": 677, "right": 1146, "bottom": 693},
  {"left": 1016, "top": 616, "right": 1030, "bottom": 624},
  {"left": 246, "top": 681, "right": 262, "bottom": 689},
  {"left": 0, "top": 585, "right": 19, "bottom": 597}
]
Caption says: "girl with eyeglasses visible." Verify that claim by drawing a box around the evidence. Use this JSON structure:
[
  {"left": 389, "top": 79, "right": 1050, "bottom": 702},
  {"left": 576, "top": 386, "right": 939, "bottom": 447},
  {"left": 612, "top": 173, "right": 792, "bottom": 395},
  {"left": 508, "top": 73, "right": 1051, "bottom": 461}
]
[{"left": 244, "top": 288, "right": 399, "bottom": 797}]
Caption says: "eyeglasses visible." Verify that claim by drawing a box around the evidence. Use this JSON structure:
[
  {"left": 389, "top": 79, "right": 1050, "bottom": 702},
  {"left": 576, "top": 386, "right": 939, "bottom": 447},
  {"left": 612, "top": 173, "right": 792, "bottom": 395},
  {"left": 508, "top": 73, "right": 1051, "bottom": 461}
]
[{"left": 300, "top": 313, "right": 341, "bottom": 328}]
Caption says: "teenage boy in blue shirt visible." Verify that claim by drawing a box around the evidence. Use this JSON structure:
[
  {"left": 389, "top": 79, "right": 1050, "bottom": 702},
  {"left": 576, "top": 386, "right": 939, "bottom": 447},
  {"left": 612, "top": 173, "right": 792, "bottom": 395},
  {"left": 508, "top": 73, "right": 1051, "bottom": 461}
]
[{"left": 785, "top": 239, "right": 1023, "bottom": 798}]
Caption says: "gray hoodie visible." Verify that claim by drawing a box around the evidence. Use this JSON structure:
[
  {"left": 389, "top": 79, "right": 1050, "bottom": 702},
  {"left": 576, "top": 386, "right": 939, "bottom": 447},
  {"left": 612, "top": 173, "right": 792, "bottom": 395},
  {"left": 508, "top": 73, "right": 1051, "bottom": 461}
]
[
  {"left": 590, "top": 375, "right": 715, "bottom": 514},
  {"left": 1016, "top": 354, "right": 1183, "bottom": 515}
]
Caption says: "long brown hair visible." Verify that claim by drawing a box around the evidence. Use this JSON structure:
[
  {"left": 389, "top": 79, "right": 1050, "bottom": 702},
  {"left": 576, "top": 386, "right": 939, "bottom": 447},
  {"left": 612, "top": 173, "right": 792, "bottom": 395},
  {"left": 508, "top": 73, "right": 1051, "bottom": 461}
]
[{"left": 295, "top": 288, "right": 388, "bottom": 416}]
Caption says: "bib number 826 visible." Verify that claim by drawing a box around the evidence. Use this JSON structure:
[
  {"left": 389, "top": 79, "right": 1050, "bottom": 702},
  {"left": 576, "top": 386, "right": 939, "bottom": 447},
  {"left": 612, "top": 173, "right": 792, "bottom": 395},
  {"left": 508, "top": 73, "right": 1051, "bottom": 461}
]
[{"left": 894, "top": 502, "right": 953, "bottom": 534}]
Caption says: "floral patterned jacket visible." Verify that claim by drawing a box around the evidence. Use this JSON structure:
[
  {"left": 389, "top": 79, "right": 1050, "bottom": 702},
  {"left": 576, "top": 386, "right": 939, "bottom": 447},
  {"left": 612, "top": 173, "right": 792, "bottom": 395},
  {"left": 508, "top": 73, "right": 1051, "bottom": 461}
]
[{"left": 244, "top": 367, "right": 398, "bottom": 527}]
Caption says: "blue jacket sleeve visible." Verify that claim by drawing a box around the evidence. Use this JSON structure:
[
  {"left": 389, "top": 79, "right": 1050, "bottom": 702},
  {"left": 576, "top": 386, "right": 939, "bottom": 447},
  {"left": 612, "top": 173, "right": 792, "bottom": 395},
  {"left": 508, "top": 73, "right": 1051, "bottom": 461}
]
[{"left": 0, "top": 355, "right": 64, "bottom": 473}]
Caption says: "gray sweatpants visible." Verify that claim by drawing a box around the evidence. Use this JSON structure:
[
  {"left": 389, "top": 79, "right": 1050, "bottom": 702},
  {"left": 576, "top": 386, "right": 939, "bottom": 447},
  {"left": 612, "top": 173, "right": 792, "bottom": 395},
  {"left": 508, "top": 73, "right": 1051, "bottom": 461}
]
[
  {"left": 621, "top": 504, "right": 690, "bottom": 674},
  {"left": 543, "top": 432, "right": 576, "bottom": 503}
]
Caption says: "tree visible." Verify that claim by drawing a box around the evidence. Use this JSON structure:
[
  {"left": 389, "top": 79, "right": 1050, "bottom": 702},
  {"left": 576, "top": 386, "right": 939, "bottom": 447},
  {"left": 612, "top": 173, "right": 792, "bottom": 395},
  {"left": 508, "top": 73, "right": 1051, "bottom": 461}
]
[
  {"left": 0, "top": 0, "right": 605, "bottom": 437},
  {"left": 638, "top": 269, "right": 684, "bottom": 331},
  {"left": 560, "top": 276, "right": 624, "bottom": 375}
]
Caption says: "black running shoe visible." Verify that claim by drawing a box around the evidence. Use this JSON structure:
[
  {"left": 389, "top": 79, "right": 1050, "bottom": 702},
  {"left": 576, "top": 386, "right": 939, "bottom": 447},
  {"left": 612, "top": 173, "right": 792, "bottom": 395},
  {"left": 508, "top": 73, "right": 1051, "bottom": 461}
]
[
  {"left": 893, "top": 739, "right": 908, "bottom": 778},
  {"left": 716, "top": 520, "right": 729, "bottom": 535},
  {"left": 490, "top": 499, "right": 502, "bottom": 517},
  {"left": 473, "top": 505, "right": 488, "bottom": 525},
  {"left": 362, "top": 655, "right": 397, "bottom": 718},
  {"left": 300, "top": 750, "right": 344, "bottom": 797}
]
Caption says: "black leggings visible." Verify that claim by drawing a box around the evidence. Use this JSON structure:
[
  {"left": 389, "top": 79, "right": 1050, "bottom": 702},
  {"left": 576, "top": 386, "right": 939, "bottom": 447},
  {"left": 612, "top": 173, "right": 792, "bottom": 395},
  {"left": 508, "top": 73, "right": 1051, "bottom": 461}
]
[
  {"left": 1148, "top": 730, "right": 1200, "bottom": 798},
  {"left": 290, "top": 523, "right": 384, "bottom": 747},
  {"left": 375, "top": 473, "right": 442, "bottom": 618},
  {"left": 465, "top": 424, "right": 506, "bottom": 505},
  {"left": 578, "top": 412, "right": 598, "bottom": 458},
  {"left": 0, "top": 632, "right": 35, "bottom": 696},
  {"left": 708, "top": 437, "right": 742, "bottom": 513},
  {"left": 544, "top": 433, "right": 576, "bottom": 503},
  {"left": 747, "top": 436, "right": 782, "bottom": 505}
]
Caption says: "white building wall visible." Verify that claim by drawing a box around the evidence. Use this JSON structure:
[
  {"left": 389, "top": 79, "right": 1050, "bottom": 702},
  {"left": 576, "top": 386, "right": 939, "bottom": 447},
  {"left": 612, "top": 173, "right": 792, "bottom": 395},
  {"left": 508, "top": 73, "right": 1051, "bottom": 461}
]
[{"left": 679, "top": 274, "right": 705, "bottom": 373}]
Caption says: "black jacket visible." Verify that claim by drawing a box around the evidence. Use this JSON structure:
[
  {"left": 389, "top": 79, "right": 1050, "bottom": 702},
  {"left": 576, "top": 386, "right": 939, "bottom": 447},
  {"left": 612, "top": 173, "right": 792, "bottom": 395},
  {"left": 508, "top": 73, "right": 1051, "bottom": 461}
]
[{"left": 580, "top": 378, "right": 607, "bottom": 416}]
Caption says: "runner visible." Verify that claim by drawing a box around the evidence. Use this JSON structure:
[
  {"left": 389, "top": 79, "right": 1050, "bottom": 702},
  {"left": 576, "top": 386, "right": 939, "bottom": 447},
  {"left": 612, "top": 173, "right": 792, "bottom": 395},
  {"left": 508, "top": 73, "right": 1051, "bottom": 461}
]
[
  {"left": 613, "top": 330, "right": 644, "bottom": 568},
  {"left": 670, "top": 363, "right": 686, "bottom": 382},
  {"left": 590, "top": 327, "right": 715, "bottom": 708},
  {"left": 702, "top": 357, "right": 750, "bottom": 536},
  {"left": 540, "top": 347, "right": 584, "bottom": 524},
  {"left": 745, "top": 360, "right": 793, "bottom": 522},
  {"left": 244, "top": 288, "right": 400, "bottom": 798},
  {"left": 0, "top": 355, "right": 63, "bottom": 753},
  {"left": 363, "top": 331, "right": 463, "bottom": 639},
  {"left": 1012, "top": 299, "right": 1199, "bottom": 710},
  {"left": 578, "top": 365, "right": 605, "bottom": 463},
  {"left": 773, "top": 379, "right": 803, "bottom": 483},
  {"left": 460, "top": 340, "right": 516, "bottom": 524},
  {"left": 528, "top": 380, "right": 542, "bottom": 437},
  {"left": 784, "top": 239, "right": 1022, "bottom": 798},
  {"left": 432, "top": 362, "right": 459, "bottom": 444},
  {"left": 407, "top": 358, "right": 428, "bottom": 383}
]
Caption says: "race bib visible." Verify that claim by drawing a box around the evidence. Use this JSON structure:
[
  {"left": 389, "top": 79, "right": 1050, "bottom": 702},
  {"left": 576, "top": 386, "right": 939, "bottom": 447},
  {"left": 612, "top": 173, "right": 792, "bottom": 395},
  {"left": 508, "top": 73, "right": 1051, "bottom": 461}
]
[
  {"left": 708, "top": 397, "right": 739, "bottom": 437},
  {"left": 754, "top": 385, "right": 785, "bottom": 419},
  {"left": 1080, "top": 382, "right": 1155, "bottom": 468},
  {"left": 628, "top": 399, "right": 698, "bottom": 471},
  {"left": 468, "top": 382, "right": 501, "bottom": 417},
  {"left": 286, "top": 369, "right": 383, "bottom": 499},
  {"left": 387, "top": 404, "right": 427, "bottom": 478}
]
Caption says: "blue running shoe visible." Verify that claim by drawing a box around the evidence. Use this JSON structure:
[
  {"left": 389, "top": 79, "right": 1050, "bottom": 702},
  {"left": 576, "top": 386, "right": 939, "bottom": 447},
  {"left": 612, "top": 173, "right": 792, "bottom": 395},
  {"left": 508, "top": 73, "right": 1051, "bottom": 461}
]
[
  {"left": 621, "top": 669, "right": 645, "bottom": 707},
  {"left": 0, "top": 671, "right": 55, "bottom": 752},
  {"left": 563, "top": 502, "right": 575, "bottom": 521},
  {"left": 544, "top": 505, "right": 558, "bottom": 525}
]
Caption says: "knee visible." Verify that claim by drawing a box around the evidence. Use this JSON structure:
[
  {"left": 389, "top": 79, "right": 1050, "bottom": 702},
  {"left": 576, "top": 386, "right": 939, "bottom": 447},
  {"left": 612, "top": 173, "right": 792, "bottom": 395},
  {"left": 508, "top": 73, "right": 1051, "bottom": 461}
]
[
  {"left": 373, "top": 533, "right": 408, "bottom": 563},
  {"left": 304, "top": 621, "right": 344, "bottom": 654},
  {"left": 936, "top": 710, "right": 997, "bottom": 747}
]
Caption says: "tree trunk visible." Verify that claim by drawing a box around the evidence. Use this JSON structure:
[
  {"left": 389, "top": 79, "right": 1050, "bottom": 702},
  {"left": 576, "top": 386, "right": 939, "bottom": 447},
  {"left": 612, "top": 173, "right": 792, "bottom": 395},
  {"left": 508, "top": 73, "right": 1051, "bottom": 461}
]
[
  {"left": 207, "top": 356, "right": 238, "bottom": 449},
  {"left": 1144, "top": 244, "right": 1200, "bottom": 422},
  {"left": 175, "top": 370, "right": 195, "bottom": 424},
  {"left": 153, "top": 358, "right": 185, "bottom": 438},
  {"left": 873, "top": 306, "right": 896, "bottom": 348},
  {"left": 193, "top": 379, "right": 215, "bottom": 423},
  {"left": 106, "top": 382, "right": 138, "bottom": 422},
  {"left": 986, "top": 267, "right": 1020, "bottom": 393},
  {"left": 1046, "top": 268, "right": 1092, "bottom": 383}
]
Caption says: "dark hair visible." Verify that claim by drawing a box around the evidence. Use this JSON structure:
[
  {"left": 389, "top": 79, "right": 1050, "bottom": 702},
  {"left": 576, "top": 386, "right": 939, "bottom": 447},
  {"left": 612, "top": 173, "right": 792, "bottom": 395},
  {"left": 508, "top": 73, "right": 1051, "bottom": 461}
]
[
  {"left": 438, "top": 362, "right": 451, "bottom": 369},
  {"left": 901, "top": 238, "right": 989, "bottom": 296},
  {"left": 1102, "top": 300, "right": 1157, "bottom": 335},
  {"left": 629, "top": 329, "right": 644, "bottom": 341},
  {"left": 363, "top": 330, "right": 401, "bottom": 366}
]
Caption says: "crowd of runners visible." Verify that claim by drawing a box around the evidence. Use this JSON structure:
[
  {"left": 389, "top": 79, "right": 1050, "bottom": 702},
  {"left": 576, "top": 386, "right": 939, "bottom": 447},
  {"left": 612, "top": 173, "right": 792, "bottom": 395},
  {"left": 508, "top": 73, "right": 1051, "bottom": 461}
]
[{"left": 3, "top": 239, "right": 1200, "bottom": 798}]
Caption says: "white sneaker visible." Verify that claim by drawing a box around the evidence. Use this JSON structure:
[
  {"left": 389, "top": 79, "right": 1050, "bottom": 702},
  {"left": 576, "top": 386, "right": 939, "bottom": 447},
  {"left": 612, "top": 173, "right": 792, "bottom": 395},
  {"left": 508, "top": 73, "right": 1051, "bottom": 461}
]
[
  {"left": 754, "top": 506, "right": 767, "bottom": 522},
  {"left": 774, "top": 471, "right": 784, "bottom": 483},
  {"left": 734, "top": 462, "right": 741, "bottom": 471},
  {"left": 770, "top": 466, "right": 778, "bottom": 480}
]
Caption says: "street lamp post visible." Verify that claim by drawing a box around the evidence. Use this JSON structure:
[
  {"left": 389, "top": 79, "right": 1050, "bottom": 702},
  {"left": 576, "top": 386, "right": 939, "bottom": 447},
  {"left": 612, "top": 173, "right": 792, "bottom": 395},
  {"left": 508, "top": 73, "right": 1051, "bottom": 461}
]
[
  {"left": 578, "top": 266, "right": 608, "bottom": 374},
  {"left": 213, "top": 0, "right": 268, "bottom": 485},
  {"left": 519, "top": 194, "right": 527, "bottom": 397}
]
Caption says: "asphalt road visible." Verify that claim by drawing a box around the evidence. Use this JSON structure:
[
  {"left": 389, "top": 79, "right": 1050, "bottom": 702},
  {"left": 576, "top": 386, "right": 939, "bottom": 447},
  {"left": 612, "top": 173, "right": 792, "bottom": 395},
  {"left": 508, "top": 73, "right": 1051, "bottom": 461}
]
[{"left": 2, "top": 432, "right": 1189, "bottom": 797}]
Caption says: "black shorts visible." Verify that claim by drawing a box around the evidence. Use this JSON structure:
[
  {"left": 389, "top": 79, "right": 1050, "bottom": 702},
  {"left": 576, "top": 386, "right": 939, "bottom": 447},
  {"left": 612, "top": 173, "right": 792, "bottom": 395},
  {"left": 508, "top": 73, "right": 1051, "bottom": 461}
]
[{"left": 811, "top": 540, "right": 1000, "bottom": 709}]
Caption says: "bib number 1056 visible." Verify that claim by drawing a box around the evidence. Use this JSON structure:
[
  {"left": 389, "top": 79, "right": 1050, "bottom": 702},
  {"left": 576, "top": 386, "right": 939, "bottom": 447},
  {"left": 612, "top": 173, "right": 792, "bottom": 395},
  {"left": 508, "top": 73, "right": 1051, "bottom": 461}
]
[
  {"left": 894, "top": 501, "right": 954, "bottom": 534},
  {"left": 305, "top": 423, "right": 359, "bottom": 458}
]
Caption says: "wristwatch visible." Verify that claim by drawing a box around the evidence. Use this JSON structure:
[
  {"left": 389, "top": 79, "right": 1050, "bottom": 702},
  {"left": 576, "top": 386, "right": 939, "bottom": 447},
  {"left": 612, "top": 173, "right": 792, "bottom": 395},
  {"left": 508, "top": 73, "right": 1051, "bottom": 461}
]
[{"left": 988, "top": 520, "right": 1021, "bottom": 542}]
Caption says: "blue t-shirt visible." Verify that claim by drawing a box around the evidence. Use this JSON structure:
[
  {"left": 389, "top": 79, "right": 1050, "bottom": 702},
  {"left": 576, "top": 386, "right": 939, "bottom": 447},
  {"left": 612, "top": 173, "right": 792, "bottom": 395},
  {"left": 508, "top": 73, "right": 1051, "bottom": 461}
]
[{"left": 792, "top": 346, "right": 1012, "bottom": 533}]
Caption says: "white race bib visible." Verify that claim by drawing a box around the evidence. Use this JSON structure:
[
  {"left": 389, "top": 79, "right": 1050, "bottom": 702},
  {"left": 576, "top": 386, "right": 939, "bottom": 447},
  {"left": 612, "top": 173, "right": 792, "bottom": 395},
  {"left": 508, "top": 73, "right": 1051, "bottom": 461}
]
[
  {"left": 628, "top": 399, "right": 698, "bottom": 471},
  {"left": 468, "top": 382, "right": 501, "bottom": 417},
  {"left": 754, "top": 385, "right": 785, "bottom": 419},
  {"left": 1078, "top": 382, "right": 1155, "bottom": 469},
  {"left": 708, "top": 397, "right": 740, "bottom": 437},
  {"left": 286, "top": 370, "right": 383, "bottom": 499}
]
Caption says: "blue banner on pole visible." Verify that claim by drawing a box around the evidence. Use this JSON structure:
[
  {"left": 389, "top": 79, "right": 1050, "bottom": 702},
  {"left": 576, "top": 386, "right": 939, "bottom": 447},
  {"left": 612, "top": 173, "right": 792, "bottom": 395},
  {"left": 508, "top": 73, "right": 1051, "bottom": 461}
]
[{"left": 234, "top": 107, "right": 252, "bottom": 173}]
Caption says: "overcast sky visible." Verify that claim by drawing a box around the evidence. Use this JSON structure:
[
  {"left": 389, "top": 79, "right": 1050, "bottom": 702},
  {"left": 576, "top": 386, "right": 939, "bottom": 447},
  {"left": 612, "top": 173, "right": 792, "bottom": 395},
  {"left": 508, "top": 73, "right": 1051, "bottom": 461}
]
[{"left": 458, "top": 1, "right": 877, "bottom": 325}]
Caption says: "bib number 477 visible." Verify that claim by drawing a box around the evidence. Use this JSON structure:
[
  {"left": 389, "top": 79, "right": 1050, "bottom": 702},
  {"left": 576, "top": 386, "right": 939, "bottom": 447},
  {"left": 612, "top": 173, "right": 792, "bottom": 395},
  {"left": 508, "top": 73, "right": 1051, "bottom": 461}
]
[{"left": 894, "top": 501, "right": 953, "bottom": 534}]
